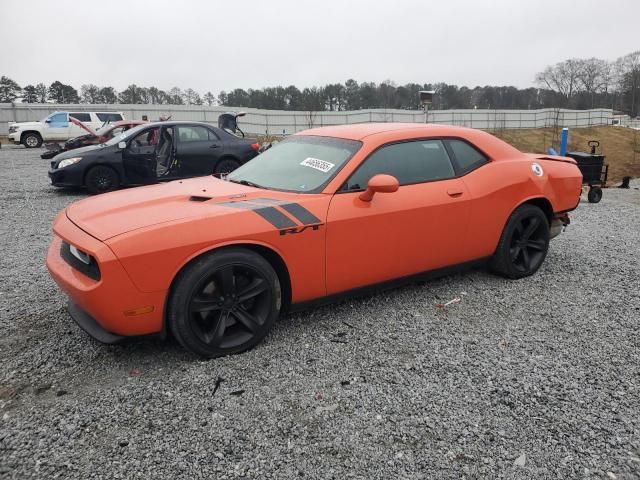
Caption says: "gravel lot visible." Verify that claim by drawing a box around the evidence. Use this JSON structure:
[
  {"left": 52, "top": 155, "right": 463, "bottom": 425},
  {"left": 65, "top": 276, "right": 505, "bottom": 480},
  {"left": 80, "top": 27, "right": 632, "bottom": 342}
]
[{"left": 1, "top": 146, "right": 639, "bottom": 479}]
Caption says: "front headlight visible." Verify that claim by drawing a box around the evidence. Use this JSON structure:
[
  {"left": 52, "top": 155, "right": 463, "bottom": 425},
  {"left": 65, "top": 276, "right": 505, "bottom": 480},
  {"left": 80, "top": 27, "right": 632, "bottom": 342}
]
[
  {"left": 8, "top": 126, "right": 18, "bottom": 133},
  {"left": 58, "top": 157, "right": 82, "bottom": 169}
]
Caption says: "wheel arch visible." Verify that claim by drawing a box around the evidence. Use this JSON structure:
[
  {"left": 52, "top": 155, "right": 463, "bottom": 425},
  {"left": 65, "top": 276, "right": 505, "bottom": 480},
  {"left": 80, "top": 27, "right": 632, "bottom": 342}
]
[
  {"left": 518, "top": 196, "right": 553, "bottom": 224},
  {"left": 214, "top": 155, "right": 241, "bottom": 168},
  {"left": 20, "top": 130, "right": 42, "bottom": 142},
  {"left": 166, "top": 242, "right": 293, "bottom": 316},
  {"left": 82, "top": 163, "right": 121, "bottom": 186}
]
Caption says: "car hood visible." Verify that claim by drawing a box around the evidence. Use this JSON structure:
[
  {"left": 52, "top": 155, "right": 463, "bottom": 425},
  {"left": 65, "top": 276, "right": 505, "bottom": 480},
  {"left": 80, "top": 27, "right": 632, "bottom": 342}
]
[
  {"left": 65, "top": 177, "right": 316, "bottom": 241},
  {"left": 53, "top": 144, "right": 107, "bottom": 162},
  {"left": 11, "top": 121, "right": 40, "bottom": 128}
]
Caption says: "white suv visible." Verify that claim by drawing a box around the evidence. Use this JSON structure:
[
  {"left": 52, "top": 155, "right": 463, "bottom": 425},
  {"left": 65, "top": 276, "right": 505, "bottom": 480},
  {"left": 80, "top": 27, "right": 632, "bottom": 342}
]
[{"left": 8, "top": 111, "right": 125, "bottom": 148}]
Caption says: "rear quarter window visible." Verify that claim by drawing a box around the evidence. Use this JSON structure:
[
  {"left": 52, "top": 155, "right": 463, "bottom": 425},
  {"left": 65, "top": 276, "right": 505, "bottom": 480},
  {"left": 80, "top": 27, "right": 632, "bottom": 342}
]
[
  {"left": 446, "top": 139, "right": 489, "bottom": 174},
  {"left": 69, "top": 113, "right": 91, "bottom": 122},
  {"left": 96, "top": 113, "right": 124, "bottom": 122}
]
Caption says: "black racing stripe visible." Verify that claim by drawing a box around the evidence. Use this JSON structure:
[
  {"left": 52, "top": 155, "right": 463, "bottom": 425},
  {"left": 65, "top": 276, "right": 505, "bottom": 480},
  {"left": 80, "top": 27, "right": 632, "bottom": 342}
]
[
  {"left": 252, "top": 206, "right": 297, "bottom": 229},
  {"left": 218, "top": 201, "right": 297, "bottom": 229},
  {"left": 246, "top": 198, "right": 321, "bottom": 226},
  {"left": 279, "top": 203, "right": 321, "bottom": 225}
]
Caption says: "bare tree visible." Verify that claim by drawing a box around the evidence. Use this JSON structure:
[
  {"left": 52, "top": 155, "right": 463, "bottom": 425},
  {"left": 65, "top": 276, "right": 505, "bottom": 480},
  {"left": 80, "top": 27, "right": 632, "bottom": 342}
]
[
  {"left": 577, "top": 58, "right": 611, "bottom": 107},
  {"left": 535, "top": 59, "right": 583, "bottom": 104},
  {"left": 614, "top": 50, "right": 640, "bottom": 117}
]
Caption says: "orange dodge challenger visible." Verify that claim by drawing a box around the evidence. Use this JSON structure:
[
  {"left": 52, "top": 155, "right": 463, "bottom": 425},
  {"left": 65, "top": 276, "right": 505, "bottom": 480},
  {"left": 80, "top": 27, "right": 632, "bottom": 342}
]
[{"left": 47, "top": 123, "right": 582, "bottom": 358}]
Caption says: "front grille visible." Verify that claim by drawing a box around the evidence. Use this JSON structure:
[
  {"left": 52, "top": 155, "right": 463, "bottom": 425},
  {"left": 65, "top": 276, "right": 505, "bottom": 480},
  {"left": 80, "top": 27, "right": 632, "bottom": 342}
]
[{"left": 60, "top": 241, "right": 101, "bottom": 281}]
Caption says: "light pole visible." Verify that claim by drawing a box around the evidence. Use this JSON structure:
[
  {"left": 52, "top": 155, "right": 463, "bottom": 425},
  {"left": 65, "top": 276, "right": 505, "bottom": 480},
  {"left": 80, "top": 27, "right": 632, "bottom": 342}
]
[{"left": 419, "top": 90, "right": 435, "bottom": 123}]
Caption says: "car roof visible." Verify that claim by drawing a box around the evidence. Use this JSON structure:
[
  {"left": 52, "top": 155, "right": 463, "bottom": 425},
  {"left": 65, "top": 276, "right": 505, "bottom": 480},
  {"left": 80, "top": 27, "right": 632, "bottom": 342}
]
[
  {"left": 298, "top": 123, "right": 482, "bottom": 140},
  {"left": 106, "top": 120, "right": 146, "bottom": 128},
  {"left": 137, "top": 120, "right": 217, "bottom": 128},
  {"left": 297, "top": 123, "right": 523, "bottom": 160}
]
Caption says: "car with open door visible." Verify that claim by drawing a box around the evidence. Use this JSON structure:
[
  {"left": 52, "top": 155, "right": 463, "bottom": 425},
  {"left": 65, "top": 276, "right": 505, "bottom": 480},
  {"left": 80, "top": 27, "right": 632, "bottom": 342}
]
[
  {"left": 46, "top": 123, "right": 582, "bottom": 358},
  {"left": 41, "top": 119, "right": 147, "bottom": 159},
  {"left": 47, "top": 121, "right": 260, "bottom": 193}
]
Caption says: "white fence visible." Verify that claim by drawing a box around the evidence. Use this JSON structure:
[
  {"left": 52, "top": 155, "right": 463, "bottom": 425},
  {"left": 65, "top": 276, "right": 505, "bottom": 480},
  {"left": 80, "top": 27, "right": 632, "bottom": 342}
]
[{"left": 0, "top": 103, "right": 617, "bottom": 136}]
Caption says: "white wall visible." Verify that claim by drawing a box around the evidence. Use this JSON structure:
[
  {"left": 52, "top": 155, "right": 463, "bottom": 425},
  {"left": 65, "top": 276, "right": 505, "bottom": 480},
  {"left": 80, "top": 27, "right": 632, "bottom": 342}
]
[{"left": 0, "top": 103, "right": 616, "bottom": 136}]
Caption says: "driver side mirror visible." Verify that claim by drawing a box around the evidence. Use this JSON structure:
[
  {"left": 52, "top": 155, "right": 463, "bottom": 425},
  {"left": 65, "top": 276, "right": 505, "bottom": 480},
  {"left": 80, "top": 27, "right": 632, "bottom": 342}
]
[
  {"left": 118, "top": 141, "right": 127, "bottom": 149},
  {"left": 45, "top": 119, "right": 51, "bottom": 123},
  {"left": 359, "top": 174, "right": 399, "bottom": 202}
]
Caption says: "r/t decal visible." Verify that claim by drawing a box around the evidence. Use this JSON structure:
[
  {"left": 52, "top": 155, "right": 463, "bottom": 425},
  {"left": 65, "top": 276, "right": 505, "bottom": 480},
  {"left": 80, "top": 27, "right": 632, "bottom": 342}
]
[{"left": 280, "top": 224, "right": 323, "bottom": 235}]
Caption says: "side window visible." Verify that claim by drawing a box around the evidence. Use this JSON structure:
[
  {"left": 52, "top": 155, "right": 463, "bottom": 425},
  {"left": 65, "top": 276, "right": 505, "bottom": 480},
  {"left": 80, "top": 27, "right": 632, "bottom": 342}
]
[
  {"left": 96, "top": 113, "right": 124, "bottom": 122},
  {"left": 446, "top": 139, "right": 488, "bottom": 174},
  {"left": 69, "top": 113, "right": 91, "bottom": 122},
  {"left": 342, "top": 140, "right": 455, "bottom": 191},
  {"left": 129, "top": 127, "right": 160, "bottom": 149},
  {"left": 177, "top": 126, "right": 210, "bottom": 143},
  {"left": 48, "top": 112, "right": 68, "bottom": 123}
]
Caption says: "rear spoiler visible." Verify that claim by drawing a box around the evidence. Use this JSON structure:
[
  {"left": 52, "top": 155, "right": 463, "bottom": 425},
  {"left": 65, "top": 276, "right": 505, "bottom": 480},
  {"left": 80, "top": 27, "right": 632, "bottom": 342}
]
[{"left": 525, "top": 153, "right": 576, "bottom": 165}]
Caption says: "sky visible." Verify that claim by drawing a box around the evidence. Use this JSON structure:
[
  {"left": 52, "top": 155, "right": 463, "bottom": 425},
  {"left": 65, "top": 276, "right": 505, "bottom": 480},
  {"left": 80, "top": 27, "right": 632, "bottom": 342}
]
[{"left": 1, "top": 0, "right": 638, "bottom": 94}]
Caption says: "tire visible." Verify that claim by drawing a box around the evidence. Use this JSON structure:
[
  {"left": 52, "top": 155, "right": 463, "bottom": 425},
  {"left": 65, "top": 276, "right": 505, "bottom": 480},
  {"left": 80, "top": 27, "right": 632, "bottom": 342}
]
[
  {"left": 168, "top": 248, "right": 281, "bottom": 358},
  {"left": 587, "top": 187, "right": 603, "bottom": 203},
  {"left": 214, "top": 158, "right": 241, "bottom": 175},
  {"left": 490, "top": 204, "right": 550, "bottom": 279},
  {"left": 85, "top": 166, "right": 119, "bottom": 194},
  {"left": 22, "top": 132, "right": 43, "bottom": 148}
]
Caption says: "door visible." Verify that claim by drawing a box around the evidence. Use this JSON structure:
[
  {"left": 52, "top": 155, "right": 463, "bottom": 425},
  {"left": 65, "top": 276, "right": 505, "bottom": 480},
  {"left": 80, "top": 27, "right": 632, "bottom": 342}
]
[
  {"left": 43, "top": 112, "right": 70, "bottom": 140},
  {"left": 174, "top": 125, "right": 224, "bottom": 177},
  {"left": 122, "top": 126, "right": 163, "bottom": 184},
  {"left": 326, "top": 139, "right": 471, "bottom": 295}
]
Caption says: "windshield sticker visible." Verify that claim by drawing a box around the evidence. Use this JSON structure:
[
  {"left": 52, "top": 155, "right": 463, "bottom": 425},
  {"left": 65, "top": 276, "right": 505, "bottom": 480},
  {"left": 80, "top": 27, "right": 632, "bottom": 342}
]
[{"left": 300, "top": 157, "right": 335, "bottom": 173}]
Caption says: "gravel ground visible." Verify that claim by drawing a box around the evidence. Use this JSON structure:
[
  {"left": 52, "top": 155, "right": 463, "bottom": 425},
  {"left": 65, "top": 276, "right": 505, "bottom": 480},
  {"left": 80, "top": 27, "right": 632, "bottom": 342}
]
[{"left": 1, "top": 146, "right": 639, "bottom": 479}]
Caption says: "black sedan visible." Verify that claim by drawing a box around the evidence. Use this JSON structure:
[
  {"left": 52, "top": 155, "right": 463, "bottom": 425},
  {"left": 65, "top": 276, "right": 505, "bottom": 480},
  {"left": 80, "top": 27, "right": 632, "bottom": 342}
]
[{"left": 48, "top": 121, "right": 260, "bottom": 193}]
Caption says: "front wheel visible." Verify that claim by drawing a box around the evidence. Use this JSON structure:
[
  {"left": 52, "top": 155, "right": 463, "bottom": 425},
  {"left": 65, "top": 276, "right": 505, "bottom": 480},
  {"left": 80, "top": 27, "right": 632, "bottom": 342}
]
[
  {"left": 490, "top": 204, "right": 550, "bottom": 279},
  {"left": 22, "top": 132, "right": 43, "bottom": 148},
  {"left": 168, "top": 248, "right": 281, "bottom": 358},
  {"left": 85, "top": 165, "right": 119, "bottom": 194}
]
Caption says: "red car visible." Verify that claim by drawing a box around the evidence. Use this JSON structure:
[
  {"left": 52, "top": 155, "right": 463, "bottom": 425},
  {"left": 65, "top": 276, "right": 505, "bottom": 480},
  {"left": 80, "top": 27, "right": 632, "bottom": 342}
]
[
  {"left": 46, "top": 123, "right": 582, "bottom": 358},
  {"left": 41, "top": 119, "right": 147, "bottom": 159}
]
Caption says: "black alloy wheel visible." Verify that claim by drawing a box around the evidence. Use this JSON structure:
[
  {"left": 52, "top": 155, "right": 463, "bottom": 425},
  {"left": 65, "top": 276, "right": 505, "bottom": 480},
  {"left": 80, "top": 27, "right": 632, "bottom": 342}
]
[
  {"left": 490, "top": 204, "right": 550, "bottom": 279},
  {"left": 168, "top": 249, "right": 281, "bottom": 358},
  {"left": 85, "top": 166, "right": 119, "bottom": 194}
]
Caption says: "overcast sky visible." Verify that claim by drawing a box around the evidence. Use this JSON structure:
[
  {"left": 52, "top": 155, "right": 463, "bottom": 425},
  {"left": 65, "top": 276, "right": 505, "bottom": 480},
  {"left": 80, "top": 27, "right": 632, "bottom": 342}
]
[{"left": 1, "top": 0, "right": 638, "bottom": 94}]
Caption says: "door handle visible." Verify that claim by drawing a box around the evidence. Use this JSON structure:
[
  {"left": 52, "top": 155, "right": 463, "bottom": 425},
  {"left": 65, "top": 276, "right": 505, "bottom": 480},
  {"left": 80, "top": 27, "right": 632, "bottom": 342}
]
[
  {"left": 210, "top": 144, "right": 220, "bottom": 149},
  {"left": 447, "top": 188, "right": 464, "bottom": 197}
]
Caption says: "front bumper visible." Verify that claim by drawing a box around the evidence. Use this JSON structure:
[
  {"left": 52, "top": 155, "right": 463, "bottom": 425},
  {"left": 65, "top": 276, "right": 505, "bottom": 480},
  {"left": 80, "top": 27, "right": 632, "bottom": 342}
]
[
  {"left": 48, "top": 165, "right": 84, "bottom": 187},
  {"left": 67, "top": 301, "right": 127, "bottom": 344},
  {"left": 8, "top": 131, "right": 20, "bottom": 144},
  {"left": 46, "top": 211, "right": 167, "bottom": 339}
]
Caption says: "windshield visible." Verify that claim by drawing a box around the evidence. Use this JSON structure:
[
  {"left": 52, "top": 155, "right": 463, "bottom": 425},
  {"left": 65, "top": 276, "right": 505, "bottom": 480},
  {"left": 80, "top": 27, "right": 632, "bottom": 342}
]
[
  {"left": 103, "top": 123, "right": 149, "bottom": 147},
  {"left": 227, "top": 135, "right": 361, "bottom": 193}
]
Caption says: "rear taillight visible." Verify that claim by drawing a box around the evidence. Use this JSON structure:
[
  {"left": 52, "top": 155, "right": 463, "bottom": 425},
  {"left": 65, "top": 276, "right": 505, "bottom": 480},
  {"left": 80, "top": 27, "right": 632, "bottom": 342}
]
[{"left": 251, "top": 142, "right": 260, "bottom": 152}]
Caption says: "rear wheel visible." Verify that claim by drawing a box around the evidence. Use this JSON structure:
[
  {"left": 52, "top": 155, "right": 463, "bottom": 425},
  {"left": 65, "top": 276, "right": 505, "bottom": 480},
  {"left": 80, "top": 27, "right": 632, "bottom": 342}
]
[
  {"left": 22, "top": 132, "right": 43, "bottom": 148},
  {"left": 587, "top": 187, "right": 603, "bottom": 203},
  {"left": 214, "top": 158, "right": 241, "bottom": 175},
  {"left": 168, "top": 248, "right": 281, "bottom": 358},
  {"left": 85, "top": 165, "right": 119, "bottom": 194},
  {"left": 490, "top": 204, "right": 550, "bottom": 279}
]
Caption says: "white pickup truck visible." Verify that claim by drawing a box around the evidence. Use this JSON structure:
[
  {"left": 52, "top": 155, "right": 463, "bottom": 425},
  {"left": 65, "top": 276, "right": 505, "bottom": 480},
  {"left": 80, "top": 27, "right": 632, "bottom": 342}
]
[{"left": 8, "top": 111, "right": 125, "bottom": 148}]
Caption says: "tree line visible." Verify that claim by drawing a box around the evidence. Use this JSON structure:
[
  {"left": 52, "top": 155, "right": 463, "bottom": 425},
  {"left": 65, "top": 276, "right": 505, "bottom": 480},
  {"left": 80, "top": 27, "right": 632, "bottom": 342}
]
[{"left": 0, "top": 50, "right": 637, "bottom": 115}]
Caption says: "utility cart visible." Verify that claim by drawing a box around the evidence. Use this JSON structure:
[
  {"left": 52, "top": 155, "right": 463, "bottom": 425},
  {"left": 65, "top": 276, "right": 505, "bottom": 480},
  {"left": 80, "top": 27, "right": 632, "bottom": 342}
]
[{"left": 566, "top": 140, "right": 608, "bottom": 203}]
